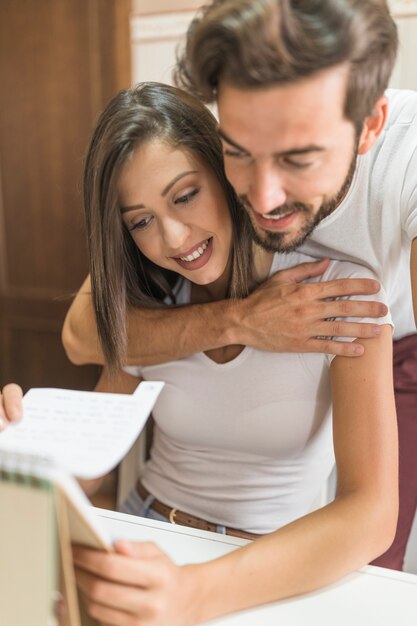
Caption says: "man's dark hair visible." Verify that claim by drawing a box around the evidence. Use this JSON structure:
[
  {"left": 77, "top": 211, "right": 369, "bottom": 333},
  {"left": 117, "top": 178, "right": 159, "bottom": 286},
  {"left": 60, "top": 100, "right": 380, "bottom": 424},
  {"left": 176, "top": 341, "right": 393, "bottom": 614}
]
[{"left": 176, "top": 0, "right": 398, "bottom": 126}]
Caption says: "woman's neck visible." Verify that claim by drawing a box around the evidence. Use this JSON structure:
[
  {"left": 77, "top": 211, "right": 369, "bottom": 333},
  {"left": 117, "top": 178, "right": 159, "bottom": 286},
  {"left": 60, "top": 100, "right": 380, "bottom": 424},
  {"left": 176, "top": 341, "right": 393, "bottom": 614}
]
[{"left": 190, "top": 250, "right": 233, "bottom": 304}]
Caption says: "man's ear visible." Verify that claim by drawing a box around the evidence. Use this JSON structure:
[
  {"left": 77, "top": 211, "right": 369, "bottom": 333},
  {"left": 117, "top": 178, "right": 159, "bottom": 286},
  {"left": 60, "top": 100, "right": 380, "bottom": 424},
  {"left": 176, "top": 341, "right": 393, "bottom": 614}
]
[{"left": 357, "top": 95, "right": 388, "bottom": 155}]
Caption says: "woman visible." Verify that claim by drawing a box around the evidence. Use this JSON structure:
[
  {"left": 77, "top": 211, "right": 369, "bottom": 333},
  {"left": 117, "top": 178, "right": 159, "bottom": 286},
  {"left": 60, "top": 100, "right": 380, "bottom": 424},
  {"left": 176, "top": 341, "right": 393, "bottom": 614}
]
[{"left": 72, "top": 82, "right": 397, "bottom": 626}]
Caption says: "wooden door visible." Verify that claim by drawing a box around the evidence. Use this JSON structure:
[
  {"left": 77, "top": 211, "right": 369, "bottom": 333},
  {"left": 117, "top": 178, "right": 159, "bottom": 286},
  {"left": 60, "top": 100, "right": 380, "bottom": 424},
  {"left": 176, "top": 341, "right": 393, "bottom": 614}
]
[{"left": 0, "top": 0, "right": 131, "bottom": 392}]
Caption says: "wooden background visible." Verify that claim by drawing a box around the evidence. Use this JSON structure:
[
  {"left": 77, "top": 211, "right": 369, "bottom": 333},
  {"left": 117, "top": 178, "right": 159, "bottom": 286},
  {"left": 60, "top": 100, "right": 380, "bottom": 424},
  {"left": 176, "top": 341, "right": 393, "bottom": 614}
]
[{"left": 0, "top": 0, "right": 131, "bottom": 392}]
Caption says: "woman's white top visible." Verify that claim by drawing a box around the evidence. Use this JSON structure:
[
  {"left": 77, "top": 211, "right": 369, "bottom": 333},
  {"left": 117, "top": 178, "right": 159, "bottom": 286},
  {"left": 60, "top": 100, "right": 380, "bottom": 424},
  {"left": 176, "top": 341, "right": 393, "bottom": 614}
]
[{"left": 125, "top": 251, "right": 391, "bottom": 533}]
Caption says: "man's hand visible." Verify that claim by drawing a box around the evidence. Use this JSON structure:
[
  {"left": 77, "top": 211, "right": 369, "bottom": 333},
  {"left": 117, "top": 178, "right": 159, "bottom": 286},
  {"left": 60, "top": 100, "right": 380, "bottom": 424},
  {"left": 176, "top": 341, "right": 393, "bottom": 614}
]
[
  {"left": 232, "top": 259, "right": 387, "bottom": 357},
  {"left": 0, "top": 383, "right": 23, "bottom": 431}
]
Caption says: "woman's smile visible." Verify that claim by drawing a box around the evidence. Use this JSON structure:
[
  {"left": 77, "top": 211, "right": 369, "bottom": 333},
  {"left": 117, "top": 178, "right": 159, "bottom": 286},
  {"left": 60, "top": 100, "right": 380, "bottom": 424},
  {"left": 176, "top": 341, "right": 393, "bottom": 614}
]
[{"left": 170, "top": 237, "right": 213, "bottom": 271}]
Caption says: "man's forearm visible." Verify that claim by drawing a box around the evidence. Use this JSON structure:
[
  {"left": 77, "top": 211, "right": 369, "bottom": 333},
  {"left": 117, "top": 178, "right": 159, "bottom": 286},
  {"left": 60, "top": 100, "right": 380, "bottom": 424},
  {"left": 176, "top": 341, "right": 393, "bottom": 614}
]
[
  {"left": 123, "top": 301, "right": 239, "bottom": 365},
  {"left": 62, "top": 292, "right": 239, "bottom": 367},
  {"left": 63, "top": 261, "right": 388, "bottom": 368}
]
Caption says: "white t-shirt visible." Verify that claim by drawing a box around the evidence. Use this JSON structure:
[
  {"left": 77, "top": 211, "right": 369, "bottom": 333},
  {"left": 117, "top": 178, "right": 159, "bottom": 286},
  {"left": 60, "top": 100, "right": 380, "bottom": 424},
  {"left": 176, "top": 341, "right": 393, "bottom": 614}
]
[
  {"left": 126, "top": 252, "right": 391, "bottom": 534},
  {"left": 300, "top": 89, "right": 417, "bottom": 339}
]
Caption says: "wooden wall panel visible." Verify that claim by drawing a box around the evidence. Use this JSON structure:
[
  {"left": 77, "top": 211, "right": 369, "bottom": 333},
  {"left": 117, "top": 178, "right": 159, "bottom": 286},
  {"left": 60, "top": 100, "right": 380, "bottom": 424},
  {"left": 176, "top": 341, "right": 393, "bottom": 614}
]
[
  {"left": 0, "top": 0, "right": 131, "bottom": 392},
  {"left": 133, "top": 0, "right": 202, "bottom": 15}
]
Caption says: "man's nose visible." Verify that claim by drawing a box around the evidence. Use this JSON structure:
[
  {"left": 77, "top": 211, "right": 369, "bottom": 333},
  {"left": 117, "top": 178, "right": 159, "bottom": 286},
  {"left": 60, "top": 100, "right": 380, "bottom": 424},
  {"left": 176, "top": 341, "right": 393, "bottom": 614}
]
[
  {"left": 247, "top": 163, "right": 287, "bottom": 215},
  {"left": 161, "top": 216, "right": 191, "bottom": 251}
]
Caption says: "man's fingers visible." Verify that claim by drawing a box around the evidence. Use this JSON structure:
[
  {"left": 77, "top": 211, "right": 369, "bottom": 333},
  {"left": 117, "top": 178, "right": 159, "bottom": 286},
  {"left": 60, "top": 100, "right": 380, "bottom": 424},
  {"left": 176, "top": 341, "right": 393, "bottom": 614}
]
[
  {"left": 314, "top": 277, "right": 382, "bottom": 299},
  {"left": 308, "top": 338, "right": 365, "bottom": 357},
  {"left": 318, "top": 320, "right": 384, "bottom": 339},
  {"left": 320, "top": 298, "right": 388, "bottom": 320},
  {"left": 268, "top": 270, "right": 382, "bottom": 302},
  {"left": 271, "top": 258, "right": 330, "bottom": 284}
]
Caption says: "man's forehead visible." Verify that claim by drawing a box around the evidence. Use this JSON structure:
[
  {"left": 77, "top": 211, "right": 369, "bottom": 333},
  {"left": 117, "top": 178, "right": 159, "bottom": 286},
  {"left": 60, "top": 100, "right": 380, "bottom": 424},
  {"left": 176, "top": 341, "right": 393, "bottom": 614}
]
[
  {"left": 216, "top": 63, "right": 350, "bottom": 107},
  {"left": 216, "top": 68, "right": 351, "bottom": 153}
]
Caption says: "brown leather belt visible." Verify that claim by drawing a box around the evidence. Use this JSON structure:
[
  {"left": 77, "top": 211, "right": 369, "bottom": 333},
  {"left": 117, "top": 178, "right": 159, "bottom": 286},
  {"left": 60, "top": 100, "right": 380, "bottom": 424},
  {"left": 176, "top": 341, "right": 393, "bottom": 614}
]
[{"left": 136, "top": 481, "right": 260, "bottom": 541}]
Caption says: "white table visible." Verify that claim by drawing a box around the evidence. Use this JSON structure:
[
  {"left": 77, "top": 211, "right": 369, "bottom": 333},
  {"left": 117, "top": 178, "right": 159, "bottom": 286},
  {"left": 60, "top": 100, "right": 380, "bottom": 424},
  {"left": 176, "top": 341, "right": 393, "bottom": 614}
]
[{"left": 96, "top": 508, "right": 417, "bottom": 626}]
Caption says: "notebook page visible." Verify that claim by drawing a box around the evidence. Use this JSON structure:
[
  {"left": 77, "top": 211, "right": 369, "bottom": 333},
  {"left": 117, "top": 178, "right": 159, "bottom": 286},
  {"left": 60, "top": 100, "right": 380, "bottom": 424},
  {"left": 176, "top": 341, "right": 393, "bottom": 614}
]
[{"left": 0, "top": 381, "right": 164, "bottom": 479}]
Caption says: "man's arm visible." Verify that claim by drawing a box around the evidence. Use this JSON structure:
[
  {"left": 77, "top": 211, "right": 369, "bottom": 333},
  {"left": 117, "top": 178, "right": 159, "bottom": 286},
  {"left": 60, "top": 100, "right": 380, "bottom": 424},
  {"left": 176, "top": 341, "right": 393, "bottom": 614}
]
[{"left": 62, "top": 259, "right": 387, "bottom": 367}]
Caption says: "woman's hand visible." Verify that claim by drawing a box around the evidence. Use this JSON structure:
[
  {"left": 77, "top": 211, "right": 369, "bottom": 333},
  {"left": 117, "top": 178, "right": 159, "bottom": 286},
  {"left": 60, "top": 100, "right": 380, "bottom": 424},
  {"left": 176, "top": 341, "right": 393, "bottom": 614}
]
[
  {"left": 0, "top": 383, "right": 23, "bottom": 431},
  {"left": 73, "top": 541, "right": 198, "bottom": 626}
]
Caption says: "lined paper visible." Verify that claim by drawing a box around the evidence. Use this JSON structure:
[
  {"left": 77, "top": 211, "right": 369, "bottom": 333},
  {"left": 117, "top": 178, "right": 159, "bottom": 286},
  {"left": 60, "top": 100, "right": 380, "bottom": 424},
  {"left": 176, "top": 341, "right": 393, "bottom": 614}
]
[{"left": 0, "top": 382, "right": 164, "bottom": 479}]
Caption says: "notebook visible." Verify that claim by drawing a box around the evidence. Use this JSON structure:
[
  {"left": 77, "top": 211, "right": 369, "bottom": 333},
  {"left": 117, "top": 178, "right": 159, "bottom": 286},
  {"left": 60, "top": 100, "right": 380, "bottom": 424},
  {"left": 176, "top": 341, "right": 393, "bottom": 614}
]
[{"left": 0, "top": 381, "right": 164, "bottom": 625}]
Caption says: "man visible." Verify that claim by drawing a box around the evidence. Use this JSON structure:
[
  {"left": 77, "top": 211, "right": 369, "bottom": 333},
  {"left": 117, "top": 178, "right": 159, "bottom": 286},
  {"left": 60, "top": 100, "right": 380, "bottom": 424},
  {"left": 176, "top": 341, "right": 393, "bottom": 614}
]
[
  {"left": 63, "top": 0, "right": 416, "bottom": 570},
  {"left": 174, "top": 0, "right": 415, "bottom": 570}
]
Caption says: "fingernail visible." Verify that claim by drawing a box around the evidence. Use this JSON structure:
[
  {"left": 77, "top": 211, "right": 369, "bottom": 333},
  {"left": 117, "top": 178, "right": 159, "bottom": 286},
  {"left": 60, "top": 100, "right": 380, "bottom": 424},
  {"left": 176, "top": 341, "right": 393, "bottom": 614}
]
[
  {"left": 354, "top": 344, "right": 365, "bottom": 355},
  {"left": 0, "top": 416, "right": 6, "bottom": 430},
  {"left": 373, "top": 325, "right": 382, "bottom": 335}
]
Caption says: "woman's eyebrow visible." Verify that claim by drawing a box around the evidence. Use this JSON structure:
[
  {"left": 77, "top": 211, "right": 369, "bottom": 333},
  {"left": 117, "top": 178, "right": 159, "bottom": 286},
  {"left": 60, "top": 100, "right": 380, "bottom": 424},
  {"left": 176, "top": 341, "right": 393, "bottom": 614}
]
[
  {"left": 120, "top": 203, "right": 145, "bottom": 214},
  {"left": 121, "top": 170, "right": 198, "bottom": 213},
  {"left": 161, "top": 170, "right": 198, "bottom": 196}
]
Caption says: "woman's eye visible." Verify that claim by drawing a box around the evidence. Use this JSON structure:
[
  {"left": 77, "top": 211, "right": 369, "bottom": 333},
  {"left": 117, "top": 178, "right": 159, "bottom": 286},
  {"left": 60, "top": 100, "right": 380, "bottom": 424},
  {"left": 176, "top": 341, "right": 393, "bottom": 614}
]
[
  {"left": 130, "top": 216, "right": 153, "bottom": 232},
  {"left": 174, "top": 188, "right": 199, "bottom": 204}
]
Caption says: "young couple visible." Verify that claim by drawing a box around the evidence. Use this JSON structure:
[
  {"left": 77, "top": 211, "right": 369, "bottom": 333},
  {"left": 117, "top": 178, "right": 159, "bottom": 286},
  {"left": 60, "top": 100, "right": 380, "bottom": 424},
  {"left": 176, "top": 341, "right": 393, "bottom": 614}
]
[
  {"left": 62, "top": 75, "right": 395, "bottom": 625},
  {"left": 5, "top": 0, "right": 412, "bottom": 623}
]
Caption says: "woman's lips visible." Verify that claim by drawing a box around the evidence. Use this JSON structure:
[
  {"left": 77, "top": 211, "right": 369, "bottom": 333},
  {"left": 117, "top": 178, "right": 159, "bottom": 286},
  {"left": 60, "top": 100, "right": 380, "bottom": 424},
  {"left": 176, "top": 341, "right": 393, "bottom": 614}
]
[{"left": 172, "top": 237, "right": 213, "bottom": 271}]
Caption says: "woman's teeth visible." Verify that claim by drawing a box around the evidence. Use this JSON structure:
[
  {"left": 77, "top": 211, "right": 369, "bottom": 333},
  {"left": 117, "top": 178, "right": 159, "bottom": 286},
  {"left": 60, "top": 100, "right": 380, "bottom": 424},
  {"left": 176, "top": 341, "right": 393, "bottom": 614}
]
[{"left": 180, "top": 239, "right": 209, "bottom": 262}]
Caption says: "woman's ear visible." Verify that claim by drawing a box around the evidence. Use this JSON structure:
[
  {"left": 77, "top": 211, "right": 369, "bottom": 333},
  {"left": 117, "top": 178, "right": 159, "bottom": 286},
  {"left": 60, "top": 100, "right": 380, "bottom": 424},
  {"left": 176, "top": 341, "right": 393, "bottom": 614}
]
[{"left": 357, "top": 96, "right": 388, "bottom": 155}]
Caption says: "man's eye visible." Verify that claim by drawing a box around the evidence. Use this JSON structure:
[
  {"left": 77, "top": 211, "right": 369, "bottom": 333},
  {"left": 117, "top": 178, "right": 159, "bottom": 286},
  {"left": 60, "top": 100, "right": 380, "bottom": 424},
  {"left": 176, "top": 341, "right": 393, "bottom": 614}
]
[
  {"left": 223, "top": 148, "right": 249, "bottom": 159},
  {"left": 131, "top": 216, "right": 153, "bottom": 231},
  {"left": 284, "top": 158, "right": 314, "bottom": 169},
  {"left": 174, "top": 188, "right": 199, "bottom": 204}
]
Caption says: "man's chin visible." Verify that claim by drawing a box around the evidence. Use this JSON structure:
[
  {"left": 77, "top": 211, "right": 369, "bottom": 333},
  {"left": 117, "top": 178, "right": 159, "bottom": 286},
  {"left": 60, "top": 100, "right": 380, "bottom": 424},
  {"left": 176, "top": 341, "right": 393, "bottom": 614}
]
[{"left": 249, "top": 219, "right": 314, "bottom": 254}]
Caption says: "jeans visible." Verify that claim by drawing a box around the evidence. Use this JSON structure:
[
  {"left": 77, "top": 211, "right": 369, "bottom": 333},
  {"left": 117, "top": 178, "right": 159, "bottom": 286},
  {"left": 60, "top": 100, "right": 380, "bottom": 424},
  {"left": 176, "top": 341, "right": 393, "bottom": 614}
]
[{"left": 119, "top": 486, "right": 229, "bottom": 534}]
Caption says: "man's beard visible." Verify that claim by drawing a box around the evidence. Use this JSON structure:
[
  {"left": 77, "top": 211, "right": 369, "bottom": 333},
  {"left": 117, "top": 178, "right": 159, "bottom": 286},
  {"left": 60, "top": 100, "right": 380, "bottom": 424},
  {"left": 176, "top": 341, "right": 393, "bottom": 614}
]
[{"left": 241, "top": 149, "right": 358, "bottom": 254}]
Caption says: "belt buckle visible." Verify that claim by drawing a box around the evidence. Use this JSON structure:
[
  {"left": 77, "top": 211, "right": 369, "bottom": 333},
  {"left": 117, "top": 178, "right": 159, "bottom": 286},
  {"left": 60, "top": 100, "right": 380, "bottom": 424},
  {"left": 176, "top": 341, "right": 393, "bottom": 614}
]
[{"left": 169, "top": 507, "right": 177, "bottom": 524}]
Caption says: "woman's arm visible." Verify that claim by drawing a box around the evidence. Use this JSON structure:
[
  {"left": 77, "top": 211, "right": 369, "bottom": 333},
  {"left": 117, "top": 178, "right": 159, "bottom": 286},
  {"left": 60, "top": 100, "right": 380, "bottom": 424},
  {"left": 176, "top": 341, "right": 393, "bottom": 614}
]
[
  {"left": 62, "top": 264, "right": 386, "bottom": 367},
  {"left": 73, "top": 326, "right": 397, "bottom": 626}
]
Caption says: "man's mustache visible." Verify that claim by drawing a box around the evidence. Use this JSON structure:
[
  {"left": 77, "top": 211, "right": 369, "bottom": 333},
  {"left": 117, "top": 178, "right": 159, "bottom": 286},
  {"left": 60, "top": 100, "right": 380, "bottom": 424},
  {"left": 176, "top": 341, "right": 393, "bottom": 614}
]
[{"left": 239, "top": 195, "right": 312, "bottom": 216}]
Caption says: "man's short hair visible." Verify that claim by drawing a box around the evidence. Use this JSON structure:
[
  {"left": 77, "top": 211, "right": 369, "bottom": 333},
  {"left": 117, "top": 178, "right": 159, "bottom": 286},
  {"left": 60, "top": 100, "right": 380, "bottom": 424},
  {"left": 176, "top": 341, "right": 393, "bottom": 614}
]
[{"left": 176, "top": 0, "right": 398, "bottom": 127}]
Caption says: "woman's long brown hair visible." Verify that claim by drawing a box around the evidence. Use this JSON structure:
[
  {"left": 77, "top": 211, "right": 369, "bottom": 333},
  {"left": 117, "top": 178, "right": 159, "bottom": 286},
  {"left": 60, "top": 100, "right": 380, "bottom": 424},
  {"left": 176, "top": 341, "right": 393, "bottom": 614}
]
[{"left": 84, "top": 82, "right": 253, "bottom": 370}]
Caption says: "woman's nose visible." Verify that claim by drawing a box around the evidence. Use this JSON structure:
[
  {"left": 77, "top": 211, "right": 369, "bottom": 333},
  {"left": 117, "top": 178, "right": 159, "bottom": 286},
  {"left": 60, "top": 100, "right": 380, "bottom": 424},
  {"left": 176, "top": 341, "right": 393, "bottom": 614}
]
[{"left": 161, "top": 216, "right": 191, "bottom": 252}]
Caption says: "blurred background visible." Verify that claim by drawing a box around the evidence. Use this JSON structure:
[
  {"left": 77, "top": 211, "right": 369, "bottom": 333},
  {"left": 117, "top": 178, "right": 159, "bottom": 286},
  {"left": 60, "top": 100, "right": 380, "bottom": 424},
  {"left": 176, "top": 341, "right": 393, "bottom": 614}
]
[{"left": 0, "top": 0, "right": 416, "bottom": 394}]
